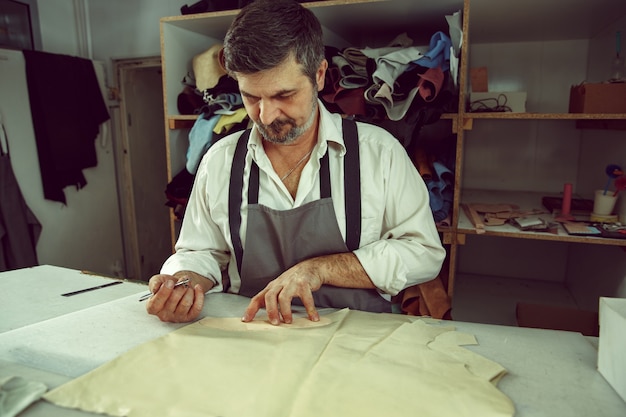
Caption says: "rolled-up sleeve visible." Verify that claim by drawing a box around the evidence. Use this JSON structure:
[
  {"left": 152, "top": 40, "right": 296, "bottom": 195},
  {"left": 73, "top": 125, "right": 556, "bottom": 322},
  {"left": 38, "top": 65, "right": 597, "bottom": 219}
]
[
  {"left": 351, "top": 124, "right": 446, "bottom": 295},
  {"left": 160, "top": 140, "right": 235, "bottom": 293}
]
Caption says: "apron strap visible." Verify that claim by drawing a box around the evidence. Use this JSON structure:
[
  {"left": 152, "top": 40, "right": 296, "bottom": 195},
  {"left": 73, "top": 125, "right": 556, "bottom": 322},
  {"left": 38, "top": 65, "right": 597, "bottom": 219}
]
[
  {"left": 342, "top": 118, "right": 361, "bottom": 251},
  {"left": 229, "top": 119, "right": 361, "bottom": 274},
  {"left": 249, "top": 159, "right": 260, "bottom": 203},
  {"left": 229, "top": 128, "right": 252, "bottom": 275},
  {"left": 319, "top": 149, "right": 331, "bottom": 198}
]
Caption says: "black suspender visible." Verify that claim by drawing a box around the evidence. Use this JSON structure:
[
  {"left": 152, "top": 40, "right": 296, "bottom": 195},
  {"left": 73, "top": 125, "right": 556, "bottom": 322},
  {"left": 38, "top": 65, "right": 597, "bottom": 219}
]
[
  {"left": 228, "top": 118, "right": 361, "bottom": 274},
  {"left": 228, "top": 129, "right": 251, "bottom": 275},
  {"left": 342, "top": 118, "right": 361, "bottom": 253}
]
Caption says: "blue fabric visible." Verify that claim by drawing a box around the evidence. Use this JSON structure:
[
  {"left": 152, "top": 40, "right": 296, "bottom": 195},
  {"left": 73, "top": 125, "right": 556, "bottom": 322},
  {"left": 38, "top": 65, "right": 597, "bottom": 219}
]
[
  {"left": 186, "top": 114, "right": 221, "bottom": 175},
  {"left": 212, "top": 93, "right": 243, "bottom": 114},
  {"left": 411, "top": 31, "right": 452, "bottom": 71},
  {"left": 198, "top": 93, "right": 243, "bottom": 116},
  {"left": 425, "top": 161, "right": 454, "bottom": 222}
]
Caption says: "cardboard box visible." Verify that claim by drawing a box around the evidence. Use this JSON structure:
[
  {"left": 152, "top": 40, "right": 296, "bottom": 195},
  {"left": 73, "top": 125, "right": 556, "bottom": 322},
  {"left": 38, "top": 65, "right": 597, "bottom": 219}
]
[
  {"left": 470, "top": 67, "right": 489, "bottom": 92},
  {"left": 569, "top": 83, "right": 626, "bottom": 114},
  {"left": 598, "top": 297, "right": 626, "bottom": 403},
  {"left": 515, "top": 302, "right": 599, "bottom": 336},
  {"left": 469, "top": 92, "right": 527, "bottom": 113}
]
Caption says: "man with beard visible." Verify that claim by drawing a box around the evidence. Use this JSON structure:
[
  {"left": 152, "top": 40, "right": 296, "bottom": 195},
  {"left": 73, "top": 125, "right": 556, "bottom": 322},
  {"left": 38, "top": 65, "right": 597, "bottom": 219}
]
[{"left": 146, "top": 0, "right": 445, "bottom": 325}]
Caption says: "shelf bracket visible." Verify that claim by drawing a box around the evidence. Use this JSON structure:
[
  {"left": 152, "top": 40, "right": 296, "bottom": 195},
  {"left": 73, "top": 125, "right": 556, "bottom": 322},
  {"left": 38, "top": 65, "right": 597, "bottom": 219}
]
[
  {"left": 168, "top": 118, "right": 197, "bottom": 130},
  {"left": 452, "top": 117, "right": 473, "bottom": 133},
  {"left": 442, "top": 232, "right": 466, "bottom": 245}
]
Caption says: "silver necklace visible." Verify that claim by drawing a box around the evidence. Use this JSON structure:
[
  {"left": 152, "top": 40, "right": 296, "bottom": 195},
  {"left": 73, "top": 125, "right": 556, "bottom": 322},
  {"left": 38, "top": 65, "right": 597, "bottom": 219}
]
[{"left": 280, "top": 148, "right": 314, "bottom": 181}]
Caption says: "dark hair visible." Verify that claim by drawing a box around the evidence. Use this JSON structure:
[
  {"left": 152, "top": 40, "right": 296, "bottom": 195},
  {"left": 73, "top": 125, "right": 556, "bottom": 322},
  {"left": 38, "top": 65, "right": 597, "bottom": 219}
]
[{"left": 223, "top": 0, "right": 324, "bottom": 85}]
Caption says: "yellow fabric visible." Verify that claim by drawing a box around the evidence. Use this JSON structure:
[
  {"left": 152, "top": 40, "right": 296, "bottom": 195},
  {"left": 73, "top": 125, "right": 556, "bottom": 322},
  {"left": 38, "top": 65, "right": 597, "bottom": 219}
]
[
  {"left": 44, "top": 309, "right": 514, "bottom": 417},
  {"left": 213, "top": 108, "right": 248, "bottom": 135}
]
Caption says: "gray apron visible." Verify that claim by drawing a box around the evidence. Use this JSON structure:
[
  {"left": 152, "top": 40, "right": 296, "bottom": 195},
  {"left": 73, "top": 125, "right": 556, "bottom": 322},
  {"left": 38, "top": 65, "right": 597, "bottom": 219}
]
[{"left": 229, "top": 119, "right": 391, "bottom": 312}]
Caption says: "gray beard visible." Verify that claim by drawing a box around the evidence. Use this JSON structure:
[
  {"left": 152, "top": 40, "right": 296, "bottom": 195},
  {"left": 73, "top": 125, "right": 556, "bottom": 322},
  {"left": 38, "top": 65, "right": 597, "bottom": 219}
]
[{"left": 256, "top": 98, "right": 318, "bottom": 145}]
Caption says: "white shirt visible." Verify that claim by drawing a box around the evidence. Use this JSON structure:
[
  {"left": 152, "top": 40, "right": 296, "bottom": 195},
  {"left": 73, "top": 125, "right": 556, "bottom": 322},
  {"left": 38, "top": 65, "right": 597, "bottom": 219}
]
[{"left": 161, "top": 101, "right": 445, "bottom": 296}]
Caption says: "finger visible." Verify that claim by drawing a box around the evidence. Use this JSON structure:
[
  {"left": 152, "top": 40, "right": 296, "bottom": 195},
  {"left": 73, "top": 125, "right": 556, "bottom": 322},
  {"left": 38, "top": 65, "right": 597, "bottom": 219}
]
[
  {"left": 299, "top": 289, "right": 320, "bottom": 322},
  {"left": 176, "top": 284, "right": 203, "bottom": 320},
  {"left": 174, "top": 287, "right": 195, "bottom": 317},
  {"left": 156, "top": 310, "right": 175, "bottom": 323},
  {"left": 163, "top": 281, "right": 187, "bottom": 312},
  {"left": 264, "top": 289, "right": 281, "bottom": 325},
  {"left": 158, "top": 293, "right": 188, "bottom": 323},
  {"left": 148, "top": 274, "right": 168, "bottom": 294},
  {"left": 278, "top": 292, "right": 294, "bottom": 324},
  {"left": 146, "top": 279, "right": 175, "bottom": 315},
  {"left": 185, "top": 284, "right": 205, "bottom": 321},
  {"left": 241, "top": 294, "right": 264, "bottom": 323}
]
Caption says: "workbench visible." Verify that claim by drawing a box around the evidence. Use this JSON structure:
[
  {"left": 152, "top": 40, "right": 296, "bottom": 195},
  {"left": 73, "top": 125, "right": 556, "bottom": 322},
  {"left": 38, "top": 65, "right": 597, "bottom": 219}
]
[{"left": 0, "top": 265, "right": 624, "bottom": 416}]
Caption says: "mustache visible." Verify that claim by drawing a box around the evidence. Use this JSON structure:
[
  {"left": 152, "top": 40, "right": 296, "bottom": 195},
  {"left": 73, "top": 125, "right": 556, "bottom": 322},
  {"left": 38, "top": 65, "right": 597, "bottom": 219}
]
[{"left": 259, "top": 118, "right": 296, "bottom": 132}]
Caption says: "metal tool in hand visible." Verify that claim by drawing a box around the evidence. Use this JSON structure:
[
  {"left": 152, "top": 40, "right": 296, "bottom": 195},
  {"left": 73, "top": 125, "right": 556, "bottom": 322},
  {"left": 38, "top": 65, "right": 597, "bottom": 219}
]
[{"left": 138, "top": 279, "right": 190, "bottom": 302}]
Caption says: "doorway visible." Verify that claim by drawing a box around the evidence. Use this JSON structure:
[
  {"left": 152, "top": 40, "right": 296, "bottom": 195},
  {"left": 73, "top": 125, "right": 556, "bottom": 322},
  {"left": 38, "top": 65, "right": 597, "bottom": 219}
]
[{"left": 113, "top": 57, "right": 172, "bottom": 280}]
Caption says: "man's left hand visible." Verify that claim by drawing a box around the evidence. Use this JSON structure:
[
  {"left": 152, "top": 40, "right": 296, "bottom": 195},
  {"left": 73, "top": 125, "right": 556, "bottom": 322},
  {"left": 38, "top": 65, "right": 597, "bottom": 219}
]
[{"left": 241, "top": 261, "right": 322, "bottom": 325}]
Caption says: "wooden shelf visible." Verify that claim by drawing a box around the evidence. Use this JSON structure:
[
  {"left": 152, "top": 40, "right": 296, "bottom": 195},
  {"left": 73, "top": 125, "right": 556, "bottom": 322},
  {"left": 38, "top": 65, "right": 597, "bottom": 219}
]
[
  {"left": 160, "top": 0, "right": 463, "bottom": 48},
  {"left": 160, "top": 0, "right": 626, "bottom": 312},
  {"left": 463, "top": 112, "right": 626, "bottom": 120},
  {"left": 461, "top": 113, "right": 626, "bottom": 131},
  {"left": 457, "top": 189, "right": 626, "bottom": 247},
  {"left": 167, "top": 113, "right": 458, "bottom": 130},
  {"left": 167, "top": 115, "right": 197, "bottom": 130},
  {"left": 469, "top": 0, "right": 626, "bottom": 43}
]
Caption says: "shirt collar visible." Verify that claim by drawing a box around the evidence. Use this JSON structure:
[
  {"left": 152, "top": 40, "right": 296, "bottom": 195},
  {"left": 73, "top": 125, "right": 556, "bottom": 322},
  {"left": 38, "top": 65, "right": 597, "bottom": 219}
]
[
  {"left": 318, "top": 99, "right": 347, "bottom": 156},
  {"left": 247, "top": 99, "right": 347, "bottom": 158}
]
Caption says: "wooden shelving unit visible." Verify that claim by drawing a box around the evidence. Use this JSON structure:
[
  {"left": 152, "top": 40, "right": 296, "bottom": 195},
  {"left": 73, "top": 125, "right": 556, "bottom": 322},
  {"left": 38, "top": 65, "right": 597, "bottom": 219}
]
[{"left": 159, "top": 0, "right": 626, "bottom": 316}]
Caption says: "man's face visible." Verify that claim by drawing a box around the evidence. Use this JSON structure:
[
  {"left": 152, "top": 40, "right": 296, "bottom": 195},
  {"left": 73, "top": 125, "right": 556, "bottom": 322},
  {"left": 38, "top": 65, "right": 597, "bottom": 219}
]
[{"left": 236, "top": 55, "right": 326, "bottom": 145}]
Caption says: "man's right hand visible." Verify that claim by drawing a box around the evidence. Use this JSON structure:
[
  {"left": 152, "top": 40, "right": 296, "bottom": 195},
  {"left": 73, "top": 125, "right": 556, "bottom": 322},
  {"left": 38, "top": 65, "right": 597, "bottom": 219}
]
[{"left": 145, "top": 273, "right": 205, "bottom": 323}]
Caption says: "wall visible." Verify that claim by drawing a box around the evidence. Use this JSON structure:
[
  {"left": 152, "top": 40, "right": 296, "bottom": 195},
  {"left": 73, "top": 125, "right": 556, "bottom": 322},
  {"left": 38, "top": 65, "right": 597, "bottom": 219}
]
[
  {"left": 0, "top": 0, "right": 191, "bottom": 275},
  {"left": 459, "top": 17, "right": 626, "bottom": 308},
  {"left": 459, "top": 39, "right": 588, "bottom": 283},
  {"left": 565, "top": 13, "right": 626, "bottom": 306},
  {"left": 0, "top": 0, "right": 121, "bottom": 275},
  {"left": 36, "top": 0, "right": 80, "bottom": 56},
  {"left": 83, "top": 0, "right": 190, "bottom": 277},
  {"left": 86, "top": 0, "right": 188, "bottom": 75},
  {"left": 0, "top": 47, "right": 123, "bottom": 275}
]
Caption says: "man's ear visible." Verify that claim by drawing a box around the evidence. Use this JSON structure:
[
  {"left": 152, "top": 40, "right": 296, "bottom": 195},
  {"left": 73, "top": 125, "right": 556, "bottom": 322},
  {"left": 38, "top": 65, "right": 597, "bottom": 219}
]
[{"left": 316, "top": 59, "right": 328, "bottom": 92}]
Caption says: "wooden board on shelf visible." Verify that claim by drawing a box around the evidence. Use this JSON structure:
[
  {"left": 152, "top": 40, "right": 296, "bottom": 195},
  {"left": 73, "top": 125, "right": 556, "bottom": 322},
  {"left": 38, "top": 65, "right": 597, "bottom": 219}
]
[
  {"left": 457, "top": 189, "right": 626, "bottom": 246},
  {"left": 463, "top": 112, "right": 626, "bottom": 120},
  {"left": 461, "top": 203, "right": 485, "bottom": 231},
  {"left": 168, "top": 116, "right": 197, "bottom": 130}
]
